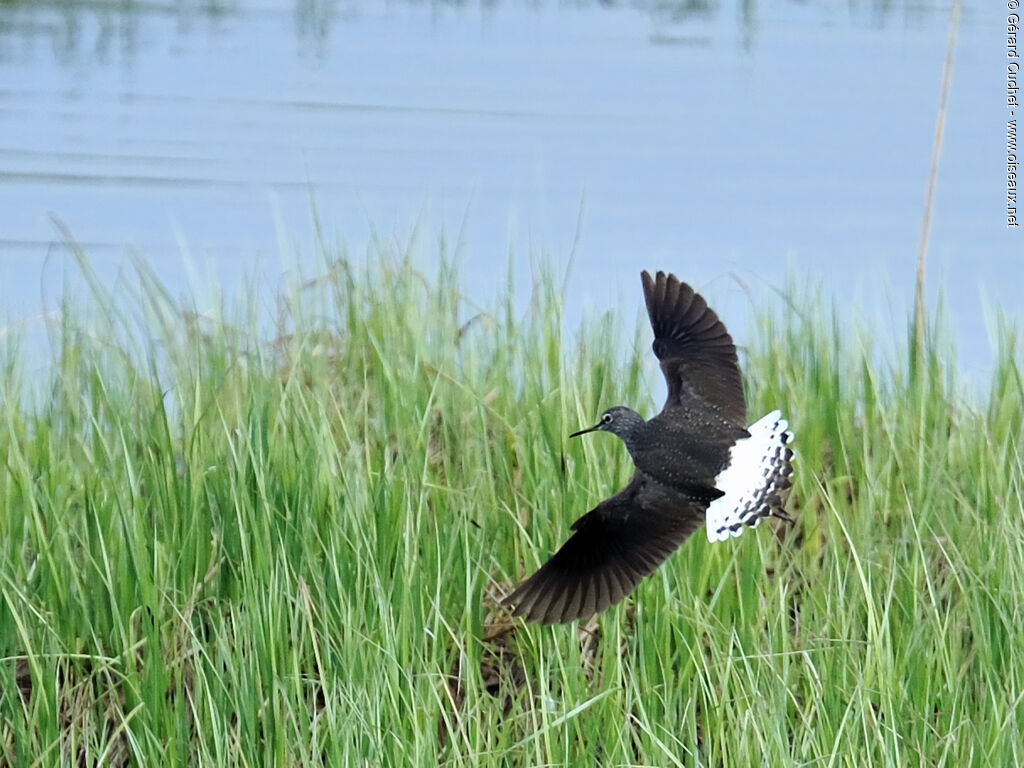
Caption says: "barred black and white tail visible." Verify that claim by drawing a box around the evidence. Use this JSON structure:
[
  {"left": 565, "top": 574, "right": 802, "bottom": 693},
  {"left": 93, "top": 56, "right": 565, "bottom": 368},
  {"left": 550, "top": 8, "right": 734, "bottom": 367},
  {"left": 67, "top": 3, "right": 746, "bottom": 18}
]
[{"left": 706, "top": 410, "right": 794, "bottom": 542}]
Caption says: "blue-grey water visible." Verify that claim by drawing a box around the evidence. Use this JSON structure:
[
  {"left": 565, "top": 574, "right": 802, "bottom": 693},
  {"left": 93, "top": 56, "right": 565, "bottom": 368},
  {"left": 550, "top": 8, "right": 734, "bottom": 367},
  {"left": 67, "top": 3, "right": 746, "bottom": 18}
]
[{"left": 0, "top": 0, "right": 1017, "bottom": 376}]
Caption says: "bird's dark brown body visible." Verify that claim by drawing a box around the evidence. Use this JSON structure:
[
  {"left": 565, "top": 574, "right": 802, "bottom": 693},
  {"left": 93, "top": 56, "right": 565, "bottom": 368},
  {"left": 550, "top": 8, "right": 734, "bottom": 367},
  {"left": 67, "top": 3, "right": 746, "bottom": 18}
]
[
  {"left": 623, "top": 407, "right": 748, "bottom": 496},
  {"left": 502, "top": 270, "right": 794, "bottom": 625}
]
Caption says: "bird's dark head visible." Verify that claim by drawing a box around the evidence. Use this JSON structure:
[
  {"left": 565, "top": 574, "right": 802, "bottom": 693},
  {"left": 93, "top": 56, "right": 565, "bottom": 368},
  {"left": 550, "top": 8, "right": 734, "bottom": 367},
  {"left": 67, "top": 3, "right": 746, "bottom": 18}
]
[{"left": 570, "top": 406, "right": 645, "bottom": 443}]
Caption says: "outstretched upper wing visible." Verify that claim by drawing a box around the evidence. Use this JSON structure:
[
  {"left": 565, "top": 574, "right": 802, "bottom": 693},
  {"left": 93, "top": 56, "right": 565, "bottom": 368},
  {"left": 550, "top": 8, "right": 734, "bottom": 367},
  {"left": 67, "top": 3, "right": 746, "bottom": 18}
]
[
  {"left": 502, "top": 474, "right": 711, "bottom": 625},
  {"left": 641, "top": 270, "right": 746, "bottom": 426}
]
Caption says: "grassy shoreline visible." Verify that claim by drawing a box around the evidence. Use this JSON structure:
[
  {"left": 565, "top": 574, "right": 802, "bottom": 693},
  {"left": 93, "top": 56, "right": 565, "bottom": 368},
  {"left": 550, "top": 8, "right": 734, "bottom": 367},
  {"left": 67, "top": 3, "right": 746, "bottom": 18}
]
[{"left": 1, "top": 254, "right": 1022, "bottom": 766}]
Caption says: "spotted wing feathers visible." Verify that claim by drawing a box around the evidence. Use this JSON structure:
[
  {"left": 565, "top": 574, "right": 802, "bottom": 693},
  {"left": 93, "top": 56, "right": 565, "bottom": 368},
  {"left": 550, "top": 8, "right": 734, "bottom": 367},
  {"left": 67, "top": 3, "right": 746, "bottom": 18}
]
[{"left": 706, "top": 410, "right": 794, "bottom": 542}]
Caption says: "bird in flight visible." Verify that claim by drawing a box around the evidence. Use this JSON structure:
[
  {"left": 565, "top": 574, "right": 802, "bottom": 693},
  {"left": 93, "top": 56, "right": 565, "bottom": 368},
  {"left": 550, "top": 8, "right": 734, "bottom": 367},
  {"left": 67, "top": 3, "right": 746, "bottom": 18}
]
[{"left": 503, "top": 270, "right": 794, "bottom": 625}]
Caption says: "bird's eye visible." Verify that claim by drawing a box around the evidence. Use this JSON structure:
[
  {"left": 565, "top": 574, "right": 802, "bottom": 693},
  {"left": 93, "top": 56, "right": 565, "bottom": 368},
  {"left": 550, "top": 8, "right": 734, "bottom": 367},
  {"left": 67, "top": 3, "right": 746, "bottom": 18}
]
[{"left": 601, "top": 412, "right": 613, "bottom": 424}]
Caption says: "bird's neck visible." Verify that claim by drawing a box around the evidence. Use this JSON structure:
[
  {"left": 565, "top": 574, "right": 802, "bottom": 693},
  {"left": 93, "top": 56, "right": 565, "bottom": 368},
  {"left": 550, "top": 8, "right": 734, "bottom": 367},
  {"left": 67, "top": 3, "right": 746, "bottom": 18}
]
[{"left": 614, "top": 423, "right": 646, "bottom": 455}]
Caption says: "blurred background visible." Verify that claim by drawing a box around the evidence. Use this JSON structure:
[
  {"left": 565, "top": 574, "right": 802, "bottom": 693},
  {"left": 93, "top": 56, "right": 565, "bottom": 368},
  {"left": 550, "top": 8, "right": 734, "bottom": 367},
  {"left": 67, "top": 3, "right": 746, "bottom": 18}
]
[{"left": 0, "top": 0, "right": 1012, "bottom": 371}]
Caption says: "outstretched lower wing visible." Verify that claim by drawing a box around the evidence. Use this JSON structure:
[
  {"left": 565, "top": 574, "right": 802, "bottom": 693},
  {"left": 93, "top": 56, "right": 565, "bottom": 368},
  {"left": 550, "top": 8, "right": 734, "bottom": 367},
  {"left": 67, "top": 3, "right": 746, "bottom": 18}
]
[
  {"left": 503, "top": 474, "right": 709, "bottom": 625},
  {"left": 641, "top": 270, "right": 747, "bottom": 426}
]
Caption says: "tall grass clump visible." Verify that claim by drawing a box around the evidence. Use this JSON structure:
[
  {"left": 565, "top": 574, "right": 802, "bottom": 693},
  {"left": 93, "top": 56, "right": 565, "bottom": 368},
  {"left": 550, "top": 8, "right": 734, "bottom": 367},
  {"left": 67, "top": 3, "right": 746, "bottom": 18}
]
[{"left": 1, "top": 243, "right": 1022, "bottom": 766}]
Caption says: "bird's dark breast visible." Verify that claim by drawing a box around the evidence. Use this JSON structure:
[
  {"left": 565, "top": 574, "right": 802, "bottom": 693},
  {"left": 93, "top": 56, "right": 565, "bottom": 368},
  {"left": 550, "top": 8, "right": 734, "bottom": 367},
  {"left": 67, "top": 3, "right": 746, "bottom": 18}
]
[{"left": 629, "top": 408, "right": 746, "bottom": 493}]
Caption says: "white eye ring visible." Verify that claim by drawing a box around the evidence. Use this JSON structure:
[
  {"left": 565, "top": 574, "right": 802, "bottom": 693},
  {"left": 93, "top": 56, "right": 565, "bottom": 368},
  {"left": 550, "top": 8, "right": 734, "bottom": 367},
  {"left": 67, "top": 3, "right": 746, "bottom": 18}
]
[{"left": 601, "top": 412, "right": 613, "bottom": 424}]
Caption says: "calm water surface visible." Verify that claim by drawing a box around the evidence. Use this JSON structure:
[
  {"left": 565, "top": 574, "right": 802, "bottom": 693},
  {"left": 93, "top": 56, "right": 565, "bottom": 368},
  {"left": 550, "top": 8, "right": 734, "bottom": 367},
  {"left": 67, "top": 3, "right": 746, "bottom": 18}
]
[{"left": 0, "top": 0, "right": 1016, "bottom": 372}]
